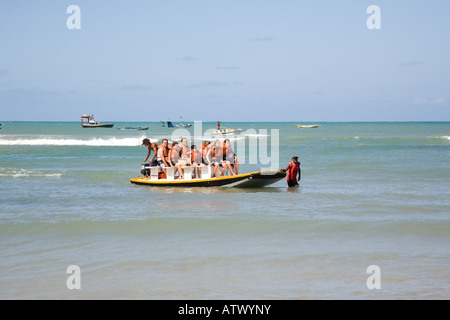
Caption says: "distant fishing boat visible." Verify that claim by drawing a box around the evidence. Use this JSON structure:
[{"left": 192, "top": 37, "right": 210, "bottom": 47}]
[
  {"left": 81, "top": 115, "right": 114, "bottom": 128},
  {"left": 297, "top": 124, "right": 320, "bottom": 128}
]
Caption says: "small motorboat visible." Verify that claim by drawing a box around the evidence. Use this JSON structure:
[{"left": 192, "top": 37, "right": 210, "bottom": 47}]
[
  {"left": 178, "top": 116, "right": 192, "bottom": 127},
  {"left": 81, "top": 115, "right": 114, "bottom": 128},
  {"left": 210, "top": 128, "right": 243, "bottom": 135},
  {"left": 166, "top": 121, "right": 192, "bottom": 128},
  {"left": 297, "top": 124, "right": 319, "bottom": 128},
  {"left": 130, "top": 168, "right": 286, "bottom": 188}
]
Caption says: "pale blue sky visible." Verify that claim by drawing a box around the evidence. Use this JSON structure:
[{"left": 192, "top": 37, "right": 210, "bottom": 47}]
[{"left": 0, "top": 0, "right": 449, "bottom": 121}]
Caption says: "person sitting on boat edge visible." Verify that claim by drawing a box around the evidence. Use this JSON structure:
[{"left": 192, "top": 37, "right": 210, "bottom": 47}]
[
  {"left": 190, "top": 145, "right": 202, "bottom": 179},
  {"left": 178, "top": 137, "right": 191, "bottom": 167},
  {"left": 157, "top": 139, "right": 170, "bottom": 170},
  {"left": 221, "top": 139, "right": 236, "bottom": 176},
  {"left": 208, "top": 139, "right": 224, "bottom": 177},
  {"left": 142, "top": 138, "right": 158, "bottom": 166},
  {"left": 282, "top": 156, "right": 301, "bottom": 187},
  {"left": 201, "top": 141, "right": 211, "bottom": 166},
  {"left": 179, "top": 137, "right": 190, "bottom": 158},
  {"left": 169, "top": 141, "right": 185, "bottom": 179}
]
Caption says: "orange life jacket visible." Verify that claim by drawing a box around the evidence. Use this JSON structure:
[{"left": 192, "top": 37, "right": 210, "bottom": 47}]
[{"left": 287, "top": 161, "right": 300, "bottom": 181}]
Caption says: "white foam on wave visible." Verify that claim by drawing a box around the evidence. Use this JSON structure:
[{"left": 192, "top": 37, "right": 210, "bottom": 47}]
[
  {"left": 439, "top": 136, "right": 450, "bottom": 141},
  {"left": 0, "top": 168, "right": 62, "bottom": 178},
  {"left": 0, "top": 136, "right": 150, "bottom": 147},
  {"left": 0, "top": 132, "right": 273, "bottom": 147},
  {"left": 244, "top": 133, "right": 269, "bottom": 138}
]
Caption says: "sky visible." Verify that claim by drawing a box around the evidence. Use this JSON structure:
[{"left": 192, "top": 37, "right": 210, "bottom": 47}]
[{"left": 0, "top": 0, "right": 449, "bottom": 122}]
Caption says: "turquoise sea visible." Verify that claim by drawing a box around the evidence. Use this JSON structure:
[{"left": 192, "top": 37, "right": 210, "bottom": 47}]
[{"left": 0, "top": 121, "right": 449, "bottom": 299}]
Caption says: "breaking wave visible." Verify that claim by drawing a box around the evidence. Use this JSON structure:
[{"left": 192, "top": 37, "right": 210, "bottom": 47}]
[
  {"left": 0, "top": 134, "right": 270, "bottom": 146},
  {"left": 0, "top": 136, "right": 148, "bottom": 147}
]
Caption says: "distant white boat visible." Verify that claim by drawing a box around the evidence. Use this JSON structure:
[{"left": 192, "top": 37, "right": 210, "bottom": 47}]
[{"left": 298, "top": 124, "right": 320, "bottom": 128}]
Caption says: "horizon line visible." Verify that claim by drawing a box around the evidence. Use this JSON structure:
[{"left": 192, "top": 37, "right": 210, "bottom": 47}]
[{"left": 1, "top": 120, "right": 449, "bottom": 123}]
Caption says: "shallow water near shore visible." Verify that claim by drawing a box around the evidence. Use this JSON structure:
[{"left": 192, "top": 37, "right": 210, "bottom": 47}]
[{"left": 1, "top": 121, "right": 449, "bottom": 299}]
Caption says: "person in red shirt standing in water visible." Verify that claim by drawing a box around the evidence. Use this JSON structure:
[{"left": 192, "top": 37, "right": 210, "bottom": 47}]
[{"left": 283, "top": 156, "right": 301, "bottom": 187}]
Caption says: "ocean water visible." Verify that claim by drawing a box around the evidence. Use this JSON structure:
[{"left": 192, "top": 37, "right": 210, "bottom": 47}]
[{"left": 0, "top": 121, "right": 449, "bottom": 299}]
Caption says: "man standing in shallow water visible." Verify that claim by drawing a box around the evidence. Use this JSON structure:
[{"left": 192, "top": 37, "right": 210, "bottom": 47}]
[{"left": 283, "top": 156, "right": 301, "bottom": 187}]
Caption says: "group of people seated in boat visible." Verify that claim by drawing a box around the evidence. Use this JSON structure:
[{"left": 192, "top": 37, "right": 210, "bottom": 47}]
[{"left": 142, "top": 138, "right": 239, "bottom": 179}]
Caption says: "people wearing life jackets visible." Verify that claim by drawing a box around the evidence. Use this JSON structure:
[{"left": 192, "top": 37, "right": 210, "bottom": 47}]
[
  {"left": 157, "top": 139, "right": 170, "bottom": 167},
  {"left": 147, "top": 138, "right": 252, "bottom": 180},
  {"left": 208, "top": 140, "right": 223, "bottom": 177},
  {"left": 201, "top": 141, "right": 211, "bottom": 165},
  {"left": 283, "top": 156, "right": 301, "bottom": 187}
]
